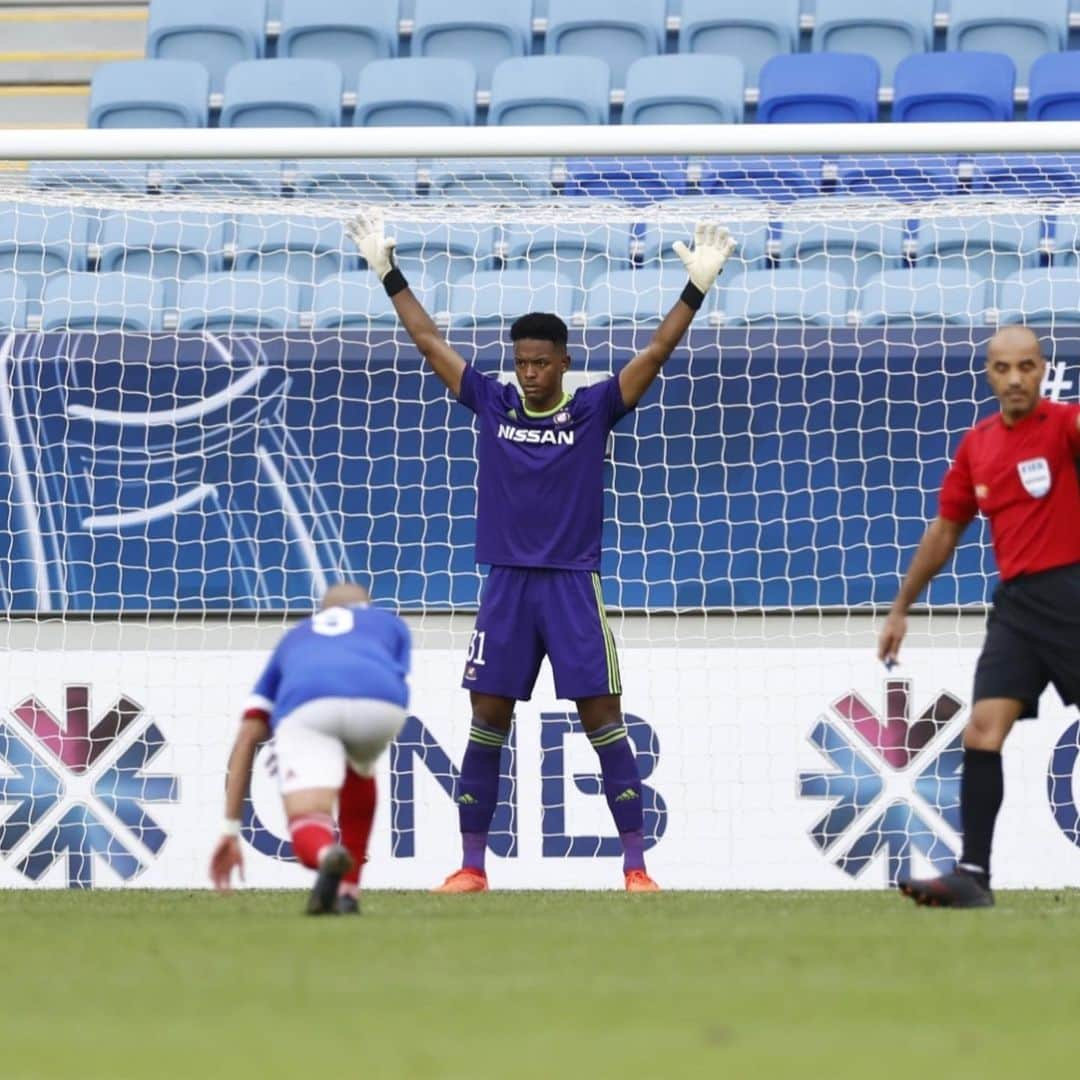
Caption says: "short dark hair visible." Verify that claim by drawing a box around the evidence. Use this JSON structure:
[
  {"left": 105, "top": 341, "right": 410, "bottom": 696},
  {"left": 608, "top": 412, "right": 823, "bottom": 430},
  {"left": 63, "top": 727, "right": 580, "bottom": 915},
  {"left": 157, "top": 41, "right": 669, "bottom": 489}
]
[{"left": 510, "top": 312, "right": 568, "bottom": 348}]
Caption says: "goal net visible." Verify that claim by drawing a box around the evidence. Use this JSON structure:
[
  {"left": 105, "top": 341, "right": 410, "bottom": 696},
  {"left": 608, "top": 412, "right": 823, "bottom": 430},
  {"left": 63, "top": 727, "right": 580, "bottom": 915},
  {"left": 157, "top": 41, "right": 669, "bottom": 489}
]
[{"left": 1, "top": 130, "right": 1078, "bottom": 891}]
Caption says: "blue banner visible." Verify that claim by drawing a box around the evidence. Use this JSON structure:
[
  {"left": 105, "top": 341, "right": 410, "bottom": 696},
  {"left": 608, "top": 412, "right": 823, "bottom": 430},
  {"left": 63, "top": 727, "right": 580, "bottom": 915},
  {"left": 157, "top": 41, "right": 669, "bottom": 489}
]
[{"left": 2, "top": 327, "right": 1076, "bottom": 612}]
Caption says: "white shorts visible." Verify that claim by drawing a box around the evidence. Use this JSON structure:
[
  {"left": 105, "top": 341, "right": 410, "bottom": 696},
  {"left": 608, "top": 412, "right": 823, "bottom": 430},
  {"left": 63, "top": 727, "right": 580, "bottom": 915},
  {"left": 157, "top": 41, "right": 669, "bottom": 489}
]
[{"left": 273, "top": 697, "right": 407, "bottom": 795}]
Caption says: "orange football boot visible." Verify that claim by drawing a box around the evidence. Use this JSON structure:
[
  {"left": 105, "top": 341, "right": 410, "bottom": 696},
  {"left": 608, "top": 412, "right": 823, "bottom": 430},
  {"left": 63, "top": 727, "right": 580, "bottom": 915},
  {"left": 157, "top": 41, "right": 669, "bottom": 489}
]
[
  {"left": 624, "top": 869, "right": 661, "bottom": 893},
  {"left": 432, "top": 867, "right": 489, "bottom": 894}
]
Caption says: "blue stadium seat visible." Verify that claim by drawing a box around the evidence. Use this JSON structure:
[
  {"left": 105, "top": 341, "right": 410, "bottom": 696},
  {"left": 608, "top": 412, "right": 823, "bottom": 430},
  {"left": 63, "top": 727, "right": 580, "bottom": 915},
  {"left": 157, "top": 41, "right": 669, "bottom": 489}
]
[
  {"left": 623, "top": 55, "right": 745, "bottom": 124},
  {"left": 586, "top": 267, "right": 705, "bottom": 326},
  {"left": 40, "top": 272, "right": 165, "bottom": 332},
  {"left": 388, "top": 223, "right": 497, "bottom": 287},
  {"left": 758, "top": 54, "right": 880, "bottom": 123},
  {"left": 1029, "top": 52, "right": 1080, "bottom": 121},
  {"left": 158, "top": 160, "right": 283, "bottom": 196},
  {"left": 946, "top": 0, "right": 1068, "bottom": 83},
  {"left": 811, "top": 0, "right": 935, "bottom": 86},
  {"left": 1049, "top": 216, "right": 1080, "bottom": 262},
  {"left": 776, "top": 219, "right": 906, "bottom": 288},
  {"left": 233, "top": 216, "right": 357, "bottom": 293},
  {"left": 0, "top": 203, "right": 89, "bottom": 308},
  {"left": 288, "top": 158, "right": 417, "bottom": 201},
  {"left": 426, "top": 157, "right": 557, "bottom": 200},
  {"left": 28, "top": 161, "right": 149, "bottom": 194},
  {"left": 175, "top": 273, "right": 303, "bottom": 331},
  {"left": 489, "top": 57, "right": 610, "bottom": 126},
  {"left": 678, "top": 0, "right": 799, "bottom": 87},
  {"left": 98, "top": 212, "right": 228, "bottom": 286},
  {"left": 0, "top": 272, "right": 28, "bottom": 329},
  {"left": 969, "top": 153, "right": 1080, "bottom": 197},
  {"left": 913, "top": 216, "right": 1042, "bottom": 289},
  {"left": 411, "top": 0, "right": 531, "bottom": 91},
  {"left": 354, "top": 59, "right": 475, "bottom": 126},
  {"left": 221, "top": 59, "right": 342, "bottom": 127},
  {"left": 501, "top": 224, "right": 635, "bottom": 288},
  {"left": 998, "top": 269, "right": 1080, "bottom": 324},
  {"left": 719, "top": 269, "right": 850, "bottom": 325},
  {"left": 146, "top": 0, "right": 266, "bottom": 95},
  {"left": 837, "top": 156, "right": 960, "bottom": 200},
  {"left": 545, "top": 0, "right": 666, "bottom": 89},
  {"left": 448, "top": 271, "right": 580, "bottom": 327},
  {"left": 637, "top": 214, "right": 770, "bottom": 275},
  {"left": 312, "top": 274, "right": 439, "bottom": 329},
  {"left": 277, "top": 0, "right": 398, "bottom": 91},
  {"left": 89, "top": 60, "right": 209, "bottom": 128},
  {"left": 700, "top": 156, "right": 823, "bottom": 201},
  {"left": 857, "top": 269, "right": 990, "bottom": 324},
  {"left": 563, "top": 157, "right": 689, "bottom": 203},
  {"left": 892, "top": 53, "right": 1015, "bottom": 122}
]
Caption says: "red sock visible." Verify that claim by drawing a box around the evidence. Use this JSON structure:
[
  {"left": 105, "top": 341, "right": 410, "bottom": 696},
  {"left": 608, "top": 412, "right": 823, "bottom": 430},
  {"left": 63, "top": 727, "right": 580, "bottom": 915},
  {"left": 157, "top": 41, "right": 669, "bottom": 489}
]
[
  {"left": 288, "top": 813, "right": 336, "bottom": 870},
  {"left": 339, "top": 769, "right": 377, "bottom": 886}
]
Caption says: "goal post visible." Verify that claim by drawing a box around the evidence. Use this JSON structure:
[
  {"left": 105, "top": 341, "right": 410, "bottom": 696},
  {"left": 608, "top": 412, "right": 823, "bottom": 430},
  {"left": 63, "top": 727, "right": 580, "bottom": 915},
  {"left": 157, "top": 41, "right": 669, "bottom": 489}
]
[{"left": 0, "top": 123, "right": 1079, "bottom": 890}]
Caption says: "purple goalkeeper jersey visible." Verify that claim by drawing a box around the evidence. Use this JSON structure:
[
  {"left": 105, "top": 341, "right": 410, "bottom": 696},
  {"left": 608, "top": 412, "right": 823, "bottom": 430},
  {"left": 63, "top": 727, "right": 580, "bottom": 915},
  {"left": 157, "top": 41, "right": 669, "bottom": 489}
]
[{"left": 457, "top": 365, "right": 633, "bottom": 570}]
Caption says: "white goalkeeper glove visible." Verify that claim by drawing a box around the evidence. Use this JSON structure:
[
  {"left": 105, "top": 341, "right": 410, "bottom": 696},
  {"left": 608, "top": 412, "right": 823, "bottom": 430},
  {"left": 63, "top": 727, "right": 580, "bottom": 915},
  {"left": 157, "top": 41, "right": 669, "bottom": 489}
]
[
  {"left": 672, "top": 224, "right": 737, "bottom": 294},
  {"left": 346, "top": 210, "right": 397, "bottom": 282}
]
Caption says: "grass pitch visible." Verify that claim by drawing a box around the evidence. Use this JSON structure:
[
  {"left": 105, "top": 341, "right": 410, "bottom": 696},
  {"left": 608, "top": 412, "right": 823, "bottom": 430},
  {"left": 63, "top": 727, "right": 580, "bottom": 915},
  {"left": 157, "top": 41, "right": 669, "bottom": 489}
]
[{"left": 0, "top": 890, "right": 1076, "bottom": 1079}]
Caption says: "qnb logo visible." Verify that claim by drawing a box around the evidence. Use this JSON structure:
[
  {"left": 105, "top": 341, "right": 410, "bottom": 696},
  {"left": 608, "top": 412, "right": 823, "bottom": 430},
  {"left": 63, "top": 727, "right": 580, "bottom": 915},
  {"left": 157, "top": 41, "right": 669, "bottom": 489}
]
[
  {"left": 798, "top": 679, "right": 966, "bottom": 886},
  {"left": 0, "top": 686, "right": 180, "bottom": 888}
]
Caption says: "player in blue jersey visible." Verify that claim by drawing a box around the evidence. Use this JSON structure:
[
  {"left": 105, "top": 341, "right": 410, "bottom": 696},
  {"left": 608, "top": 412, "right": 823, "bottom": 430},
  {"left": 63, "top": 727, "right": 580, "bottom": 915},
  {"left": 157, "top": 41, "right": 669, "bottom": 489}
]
[
  {"left": 347, "top": 213, "right": 735, "bottom": 892},
  {"left": 210, "top": 583, "right": 410, "bottom": 914}
]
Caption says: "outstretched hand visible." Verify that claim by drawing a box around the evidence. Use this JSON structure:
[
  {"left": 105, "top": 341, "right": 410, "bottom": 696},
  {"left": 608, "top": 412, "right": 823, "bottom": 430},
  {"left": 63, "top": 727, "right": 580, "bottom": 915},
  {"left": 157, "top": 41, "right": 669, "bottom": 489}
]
[
  {"left": 345, "top": 210, "right": 397, "bottom": 281},
  {"left": 673, "top": 224, "right": 737, "bottom": 294}
]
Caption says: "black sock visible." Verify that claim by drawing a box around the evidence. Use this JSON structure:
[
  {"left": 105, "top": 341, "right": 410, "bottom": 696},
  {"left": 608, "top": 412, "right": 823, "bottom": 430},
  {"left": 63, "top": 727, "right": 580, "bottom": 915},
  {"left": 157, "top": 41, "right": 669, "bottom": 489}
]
[{"left": 958, "top": 748, "right": 1003, "bottom": 885}]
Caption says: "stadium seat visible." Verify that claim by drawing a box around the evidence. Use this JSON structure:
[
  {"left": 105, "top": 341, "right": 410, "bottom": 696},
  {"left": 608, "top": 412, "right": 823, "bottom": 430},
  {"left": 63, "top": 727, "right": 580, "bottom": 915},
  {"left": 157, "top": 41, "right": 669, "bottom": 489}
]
[
  {"left": 837, "top": 156, "right": 960, "bottom": 200},
  {"left": 411, "top": 0, "right": 531, "bottom": 91},
  {"left": 425, "top": 157, "right": 558, "bottom": 200},
  {"left": 1050, "top": 216, "right": 1080, "bottom": 262},
  {"left": 146, "top": 0, "right": 266, "bottom": 95},
  {"left": 0, "top": 204, "right": 89, "bottom": 307},
  {"left": 563, "top": 157, "right": 689, "bottom": 203},
  {"left": 637, "top": 214, "right": 770, "bottom": 275},
  {"left": 622, "top": 55, "right": 746, "bottom": 125},
  {"left": 288, "top": 158, "right": 417, "bottom": 201},
  {"left": 354, "top": 59, "right": 475, "bottom": 126},
  {"left": 892, "top": 53, "right": 1015, "bottom": 122},
  {"left": 1029, "top": 52, "right": 1080, "bottom": 121},
  {"left": 97, "top": 212, "right": 228, "bottom": 286},
  {"left": 969, "top": 153, "right": 1080, "bottom": 197},
  {"left": 700, "top": 156, "right": 822, "bottom": 201},
  {"left": 718, "top": 269, "right": 850, "bottom": 325},
  {"left": 158, "top": 160, "right": 283, "bottom": 196},
  {"left": 544, "top": 0, "right": 667, "bottom": 89},
  {"left": 277, "top": 0, "right": 398, "bottom": 91},
  {"left": 175, "top": 273, "right": 302, "bottom": 331},
  {"left": 28, "top": 162, "right": 149, "bottom": 194},
  {"left": 0, "top": 272, "right": 28, "bottom": 330},
  {"left": 946, "top": 0, "right": 1068, "bottom": 84},
  {"left": 221, "top": 59, "right": 343, "bottom": 127},
  {"left": 489, "top": 57, "right": 610, "bottom": 126},
  {"left": 758, "top": 54, "right": 880, "bottom": 123},
  {"left": 857, "top": 269, "right": 990, "bottom": 324},
  {"left": 811, "top": 0, "right": 935, "bottom": 87},
  {"left": 586, "top": 266, "right": 707, "bottom": 326},
  {"left": 997, "top": 268, "right": 1080, "bottom": 324},
  {"left": 447, "top": 271, "right": 580, "bottom": 327},
  {"left": 233, "top": 216, "right": 357, "bottom": 293},
  {"left": 40, "top": 272, "right": 165, "bottom": 332},
  {"left": 501, "top": 224, "right": 635, "bottom": 288},
  {"left": 312, "top": 274, "right": 439, "bottom": 328},
  {"left": 88, "top": 60, "right": 209, "bottom": 128},
  {"left": 678, "top": 0, "right": 800, "bottom": 87},
  {"left": 776, "top": 219, "right": 906, "bottom": 288},
  {"left": 913, "top": 216, "right": 1043, "bottom": 289},
  {"left": 388, "top": 223, "right": 497, "bottom": 287}
]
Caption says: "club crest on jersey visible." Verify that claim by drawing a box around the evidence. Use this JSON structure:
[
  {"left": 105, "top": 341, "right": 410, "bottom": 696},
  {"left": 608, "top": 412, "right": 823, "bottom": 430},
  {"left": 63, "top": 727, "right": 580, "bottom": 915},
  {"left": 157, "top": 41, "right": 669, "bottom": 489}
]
[
  {"left": 497, "top": 423, "right": 575, "bottom": 446},
  {"left": 553, "top": 410, "right": 570, "bottom": 425},
  {"left": 1018, "top": 457, "right": 1051, "bottom": 498}
]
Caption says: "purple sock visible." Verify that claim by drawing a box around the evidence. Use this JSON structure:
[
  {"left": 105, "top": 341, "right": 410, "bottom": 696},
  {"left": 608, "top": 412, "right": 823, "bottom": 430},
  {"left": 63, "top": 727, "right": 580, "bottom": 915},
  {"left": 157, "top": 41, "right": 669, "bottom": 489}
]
[
  {"left": 456, "top": 720, "right": 506, "bottom": 872},
  {"left": 588, "top": 723, "right": 646, "bottom": 872}
]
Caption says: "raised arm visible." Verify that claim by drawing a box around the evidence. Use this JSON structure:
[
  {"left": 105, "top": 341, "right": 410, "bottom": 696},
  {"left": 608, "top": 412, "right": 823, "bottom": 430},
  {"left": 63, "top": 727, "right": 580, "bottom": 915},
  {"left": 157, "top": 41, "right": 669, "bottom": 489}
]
[
  {"left": 877, "top": 516, "right": 967, "bottom": 665},
  {"left": 618, "top": 223, "right": 737, "bottom": 409},
  {"left": 346, "top": 211, "right": 466, "bottom": 396}
]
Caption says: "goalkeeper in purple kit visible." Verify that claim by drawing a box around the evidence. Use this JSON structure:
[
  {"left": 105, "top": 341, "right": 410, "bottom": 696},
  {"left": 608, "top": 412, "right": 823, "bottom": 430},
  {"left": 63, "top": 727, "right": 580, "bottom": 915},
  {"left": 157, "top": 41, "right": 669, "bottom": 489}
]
[{"left": 347, "top": 212, "right": 735, "bottom": 892}]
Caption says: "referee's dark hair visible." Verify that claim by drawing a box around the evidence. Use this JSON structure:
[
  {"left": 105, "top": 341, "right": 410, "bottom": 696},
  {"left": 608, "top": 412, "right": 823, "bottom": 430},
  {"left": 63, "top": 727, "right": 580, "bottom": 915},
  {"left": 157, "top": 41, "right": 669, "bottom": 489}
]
[{"left": 510, "top": 312, "right": 568, "bottom": 349}]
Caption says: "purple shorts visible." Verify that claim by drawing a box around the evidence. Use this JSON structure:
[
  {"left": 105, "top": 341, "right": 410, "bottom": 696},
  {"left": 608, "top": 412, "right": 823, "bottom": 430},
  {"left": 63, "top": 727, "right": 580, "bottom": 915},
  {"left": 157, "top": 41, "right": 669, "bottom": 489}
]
[{"left": 461, "top": 567, "right": 622, "bottom": 702}]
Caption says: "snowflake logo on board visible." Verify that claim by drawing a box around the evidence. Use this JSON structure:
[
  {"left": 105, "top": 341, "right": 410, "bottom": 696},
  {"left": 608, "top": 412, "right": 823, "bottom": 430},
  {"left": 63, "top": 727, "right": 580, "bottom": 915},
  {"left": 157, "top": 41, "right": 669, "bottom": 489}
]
[
  {"left": 798, "top": 679, "right": 965, "bottom": 886},
  {"left": 0, "top": 686, "right": 179, "bottom": 888}
]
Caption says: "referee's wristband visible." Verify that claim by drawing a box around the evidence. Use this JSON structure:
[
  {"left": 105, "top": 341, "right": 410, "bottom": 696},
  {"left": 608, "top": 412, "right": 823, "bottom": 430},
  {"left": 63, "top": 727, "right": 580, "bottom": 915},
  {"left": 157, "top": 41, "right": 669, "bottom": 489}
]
[
  {"left": 382, "top": 267, "right": 409, "bottom": 297},
  {"left": 221, "top": 818, "right": 242, "bottom": 838},
  {"left": 681, "top": 281, "right": 706, "bottom": 311}
]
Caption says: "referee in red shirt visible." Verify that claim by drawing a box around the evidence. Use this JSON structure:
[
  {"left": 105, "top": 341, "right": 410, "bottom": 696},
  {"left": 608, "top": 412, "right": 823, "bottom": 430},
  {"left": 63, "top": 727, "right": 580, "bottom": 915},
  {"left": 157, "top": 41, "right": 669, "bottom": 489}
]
[{"left": 879, "top": 325, "right": 1080, "bottom": 908}]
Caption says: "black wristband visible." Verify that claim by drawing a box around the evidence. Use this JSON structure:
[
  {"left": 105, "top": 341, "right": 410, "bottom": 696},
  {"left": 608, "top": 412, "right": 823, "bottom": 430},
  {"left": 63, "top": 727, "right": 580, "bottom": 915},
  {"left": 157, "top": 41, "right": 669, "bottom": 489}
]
[
  {"left": 680, "top": 281, "right": 706, "bottom": 311},
  {"left": 382, "top": 267, "right": 408, "bottom": 297}
]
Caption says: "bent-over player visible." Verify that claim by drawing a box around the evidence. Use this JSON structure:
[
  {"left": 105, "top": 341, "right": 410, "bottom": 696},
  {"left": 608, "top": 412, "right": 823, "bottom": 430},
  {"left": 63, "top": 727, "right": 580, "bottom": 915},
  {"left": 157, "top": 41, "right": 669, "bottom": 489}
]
[
  {"left": 879, "top": 325, "right": 1080, "bottom": 907},
  {"left": 347, "top": 213, "right": 735, "bottom": 893},
  {"left": 210, "top": 583, "right": 410, "bottom": 914}
]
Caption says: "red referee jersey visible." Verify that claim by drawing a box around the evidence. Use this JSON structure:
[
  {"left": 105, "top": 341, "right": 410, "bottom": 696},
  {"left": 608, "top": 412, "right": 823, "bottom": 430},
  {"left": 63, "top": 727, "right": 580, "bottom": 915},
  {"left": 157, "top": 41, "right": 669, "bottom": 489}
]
[{"left": 938, "top": 399, "right": 1080, "bottom": 580}]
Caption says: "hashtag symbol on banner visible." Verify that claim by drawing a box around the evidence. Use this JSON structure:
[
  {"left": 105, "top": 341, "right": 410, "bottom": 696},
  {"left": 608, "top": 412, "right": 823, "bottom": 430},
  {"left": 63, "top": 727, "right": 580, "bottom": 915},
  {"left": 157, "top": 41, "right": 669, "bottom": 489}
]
[
  {"left": 0, "top": 686, "right": 180, "bottom": 888},
  {"left": 798, "top": 679, "right": 966, "bottom": 886}
]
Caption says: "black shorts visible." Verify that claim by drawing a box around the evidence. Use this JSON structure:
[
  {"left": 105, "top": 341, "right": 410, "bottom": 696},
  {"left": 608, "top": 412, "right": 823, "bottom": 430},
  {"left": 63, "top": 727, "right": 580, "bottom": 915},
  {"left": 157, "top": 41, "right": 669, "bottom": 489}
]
[{"left": 973, "top": 561, "right": 1080, "bottom": 719}]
